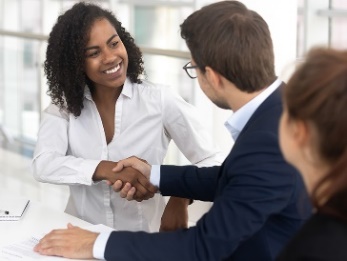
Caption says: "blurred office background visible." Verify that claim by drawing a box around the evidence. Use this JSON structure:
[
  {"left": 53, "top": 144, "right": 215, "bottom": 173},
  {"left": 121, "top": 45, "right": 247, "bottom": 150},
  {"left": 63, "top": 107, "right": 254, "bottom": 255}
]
[{"left": 0, "top": 0, "right": 346, "bottom": 222}]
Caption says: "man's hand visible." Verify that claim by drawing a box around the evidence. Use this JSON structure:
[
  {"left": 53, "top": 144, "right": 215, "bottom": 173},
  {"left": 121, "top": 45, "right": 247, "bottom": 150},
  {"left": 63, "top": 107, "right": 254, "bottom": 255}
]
[
  {"left": 34, "top": 223, "right": 97, "bottom": 259},
  {"left": 112, "top": 156, "right": 157, "bottom": 201},
  {"left": 113, "top": 166, "right": 157, "bottom": 201},
  {"left": 160, "top": 197, "right": 189, "bottom": 232},
  {"left": 112, "top": 156, "right": 151, "bottom": 179}
]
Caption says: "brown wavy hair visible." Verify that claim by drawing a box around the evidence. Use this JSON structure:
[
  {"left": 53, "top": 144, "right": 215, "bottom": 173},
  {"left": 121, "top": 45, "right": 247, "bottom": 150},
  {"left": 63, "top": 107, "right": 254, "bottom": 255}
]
[
  {"left": 284, "top": 47, "right": 347, "bottom": 220},
  {"left": 45, "top": 2, "right": 144, "bottom": 117},
  {"left": 180, "top": 1, "right": 276, "bottom": 92}
]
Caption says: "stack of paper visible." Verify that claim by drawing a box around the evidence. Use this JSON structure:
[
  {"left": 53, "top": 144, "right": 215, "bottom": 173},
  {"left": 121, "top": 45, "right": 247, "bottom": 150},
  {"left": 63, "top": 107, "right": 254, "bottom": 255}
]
[{"left": 0, "top": 224, "right": 113, "bottom": 260}]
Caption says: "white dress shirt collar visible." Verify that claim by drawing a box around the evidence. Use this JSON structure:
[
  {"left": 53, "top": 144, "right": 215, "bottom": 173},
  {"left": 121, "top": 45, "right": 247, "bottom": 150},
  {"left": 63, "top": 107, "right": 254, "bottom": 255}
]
[
  {"left": 224, "top": 78, "right": 282, "bottom": 141},
  {"left": 84, "top": 78, "right": 134, "bottom": 101}
]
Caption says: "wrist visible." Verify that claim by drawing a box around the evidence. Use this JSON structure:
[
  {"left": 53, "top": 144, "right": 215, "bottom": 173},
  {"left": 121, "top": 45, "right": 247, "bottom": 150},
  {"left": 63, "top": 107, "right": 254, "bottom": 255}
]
[
  {"left": 169, "top": 197, "right": 191, "bottom": 207},
  {"left": 92, "top": 162, "right": 104, "bottom": 181},
  {"left": 93, "top": 161, "right": 115, "bottom": 181}
]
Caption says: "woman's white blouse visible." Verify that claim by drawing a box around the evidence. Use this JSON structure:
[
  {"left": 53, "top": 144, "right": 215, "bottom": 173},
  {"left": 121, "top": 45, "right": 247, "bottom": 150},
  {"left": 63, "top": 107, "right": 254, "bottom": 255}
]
[{"left": 32, "top": 78, "right": 223, "bottom": 232}]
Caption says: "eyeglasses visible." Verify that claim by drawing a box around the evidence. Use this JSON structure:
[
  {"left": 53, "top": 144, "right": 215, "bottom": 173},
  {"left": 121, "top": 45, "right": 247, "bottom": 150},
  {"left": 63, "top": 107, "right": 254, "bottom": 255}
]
[{"left": 183, "top": 62, "right": 198, "bottom": 79}]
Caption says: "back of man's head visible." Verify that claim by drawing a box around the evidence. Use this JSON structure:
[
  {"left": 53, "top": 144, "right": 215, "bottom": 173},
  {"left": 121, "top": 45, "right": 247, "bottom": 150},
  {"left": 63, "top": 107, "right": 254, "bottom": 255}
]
[{"left": 180, "top": 0, "right": 276, "bottom": 92}]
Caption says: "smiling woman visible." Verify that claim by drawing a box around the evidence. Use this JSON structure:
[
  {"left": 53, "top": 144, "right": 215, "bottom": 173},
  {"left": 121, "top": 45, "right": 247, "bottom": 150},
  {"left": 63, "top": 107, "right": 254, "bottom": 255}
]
[
  {"left": 84, "top": 19, "right": 128, "bottom": 95},
  {"left": 83, "top": 18, "right": 129, "bottom": 144},
  {"left": 31, "top": 2, "right": 223, "bottom": 233}
]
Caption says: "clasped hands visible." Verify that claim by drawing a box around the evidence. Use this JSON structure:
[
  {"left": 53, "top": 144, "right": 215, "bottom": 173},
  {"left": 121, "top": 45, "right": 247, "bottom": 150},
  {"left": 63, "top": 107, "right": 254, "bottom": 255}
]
[{"left": 93, "top": 156, "right": 157, "bottom": 201}]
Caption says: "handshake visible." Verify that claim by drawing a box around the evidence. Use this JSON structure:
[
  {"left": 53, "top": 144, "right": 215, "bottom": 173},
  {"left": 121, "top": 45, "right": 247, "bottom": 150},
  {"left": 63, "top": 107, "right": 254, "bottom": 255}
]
[{"left": 93, "top": 156, "right": 158, "bottom": 201}]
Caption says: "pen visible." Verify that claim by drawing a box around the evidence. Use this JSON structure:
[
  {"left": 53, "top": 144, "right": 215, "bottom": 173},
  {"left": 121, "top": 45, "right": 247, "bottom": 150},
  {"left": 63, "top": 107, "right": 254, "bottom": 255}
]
[{"left": 0, "top": 210, "right": 10, "bottom": 215}]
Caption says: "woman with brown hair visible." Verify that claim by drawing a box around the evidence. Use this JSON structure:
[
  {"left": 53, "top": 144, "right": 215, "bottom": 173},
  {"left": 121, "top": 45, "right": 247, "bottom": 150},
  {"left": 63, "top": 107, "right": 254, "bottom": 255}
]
[{"left": 278, "top": 47, "right": 347, "bottom": 260}]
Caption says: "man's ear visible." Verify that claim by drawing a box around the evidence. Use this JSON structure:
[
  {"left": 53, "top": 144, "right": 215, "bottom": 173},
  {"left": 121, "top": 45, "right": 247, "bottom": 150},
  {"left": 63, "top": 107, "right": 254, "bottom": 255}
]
[{"left": 205, "top": 66, "right": 223, "bottom": 90}]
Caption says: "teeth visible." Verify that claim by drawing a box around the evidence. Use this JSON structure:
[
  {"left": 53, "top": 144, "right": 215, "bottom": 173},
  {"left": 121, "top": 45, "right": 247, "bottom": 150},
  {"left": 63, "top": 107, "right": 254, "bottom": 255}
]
[{"left": 105, "top": 64, "right": 120, "bottom": 74}]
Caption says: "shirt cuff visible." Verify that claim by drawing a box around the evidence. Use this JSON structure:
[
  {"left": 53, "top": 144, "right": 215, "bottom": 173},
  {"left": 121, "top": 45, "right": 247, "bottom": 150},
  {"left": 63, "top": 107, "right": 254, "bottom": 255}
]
[
  {"left": 150, "top": 165, "right": 161, "bottom": 188},
  {"left": 81, "top": 159, "right": 102, "bottom": 185},
  {"left": 93, "top": 231, "right": 112, "bottom": 260}
]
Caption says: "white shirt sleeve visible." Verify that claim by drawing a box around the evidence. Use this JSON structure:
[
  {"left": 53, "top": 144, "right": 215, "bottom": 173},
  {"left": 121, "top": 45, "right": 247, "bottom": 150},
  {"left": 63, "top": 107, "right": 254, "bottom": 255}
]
[
  {"left": 93, "top": 231, "right": 112, "bottom": 260},
  {"left": 161, "top": 87, "right": 225, "bottom": 166},
  {"left": 150, "top": 165, "right": 161, "bottom": 187},
  {"left": 32, "top": 103, "right": 101, "bottom": 185}
]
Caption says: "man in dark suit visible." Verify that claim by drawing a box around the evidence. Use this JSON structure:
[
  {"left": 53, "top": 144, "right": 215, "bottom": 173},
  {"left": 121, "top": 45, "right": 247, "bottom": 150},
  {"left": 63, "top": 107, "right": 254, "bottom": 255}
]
[{"left": 34, "top": 1, "right": 311, "bottom": 260}]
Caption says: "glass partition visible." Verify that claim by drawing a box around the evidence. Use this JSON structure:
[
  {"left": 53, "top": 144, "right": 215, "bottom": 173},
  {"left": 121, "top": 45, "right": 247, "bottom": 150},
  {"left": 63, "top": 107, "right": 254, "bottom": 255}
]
[
  {"left": 331, "top": 0, "right": 347, "bottom": 49},
  {"left": 0, "top": 36, "right": 41, "bottom": 156},
  {"left": 134, "top": 5, "right": 193, "bottom": 51},
  {"left": 1, "top": 0, "right": 347, "bottom": 158}
]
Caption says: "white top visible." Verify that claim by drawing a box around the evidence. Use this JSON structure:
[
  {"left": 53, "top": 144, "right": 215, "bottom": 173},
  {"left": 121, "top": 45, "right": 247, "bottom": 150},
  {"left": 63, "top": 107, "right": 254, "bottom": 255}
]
[{"left": 32, "top": 78, "right": 223, "bottom": 233}]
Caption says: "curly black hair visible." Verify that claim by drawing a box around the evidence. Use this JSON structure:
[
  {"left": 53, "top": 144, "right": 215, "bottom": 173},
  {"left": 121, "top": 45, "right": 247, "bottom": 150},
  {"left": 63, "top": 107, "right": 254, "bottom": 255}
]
[{"left": 45, "top": 2, "right": 144, "bottom": 117}]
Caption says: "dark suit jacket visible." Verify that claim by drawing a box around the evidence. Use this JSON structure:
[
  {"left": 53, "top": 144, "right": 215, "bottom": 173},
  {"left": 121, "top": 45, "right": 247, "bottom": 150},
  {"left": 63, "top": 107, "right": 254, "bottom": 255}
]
[
  {"left": 105, "top": 85, "right": 312, "bottom": 261},
  {"left": 277, "top": 212, "right": 347, "bottom": 261}
]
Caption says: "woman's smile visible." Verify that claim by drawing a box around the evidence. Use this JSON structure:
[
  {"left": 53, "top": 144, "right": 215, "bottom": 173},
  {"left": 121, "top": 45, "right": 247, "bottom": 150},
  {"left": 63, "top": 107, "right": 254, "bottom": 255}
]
[{"left": 102, "top": 61, "right": 123, "bottom": 80}]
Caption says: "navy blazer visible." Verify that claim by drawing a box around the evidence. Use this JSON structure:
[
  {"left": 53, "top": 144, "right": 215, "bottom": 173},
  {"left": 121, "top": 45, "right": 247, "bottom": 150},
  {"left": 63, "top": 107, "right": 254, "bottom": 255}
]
[{"left": 105, "top": 85, "right": 312, "bottom": 261}]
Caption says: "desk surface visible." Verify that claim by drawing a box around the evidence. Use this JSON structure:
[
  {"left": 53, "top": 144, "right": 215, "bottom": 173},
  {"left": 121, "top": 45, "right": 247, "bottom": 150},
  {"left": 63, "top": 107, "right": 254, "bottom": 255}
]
[
  {"left": 0, "top": 196, "right": 96, "bottom": 260},
  {"left": 0, "top": 200, "right": 91, "bottom": 246}
]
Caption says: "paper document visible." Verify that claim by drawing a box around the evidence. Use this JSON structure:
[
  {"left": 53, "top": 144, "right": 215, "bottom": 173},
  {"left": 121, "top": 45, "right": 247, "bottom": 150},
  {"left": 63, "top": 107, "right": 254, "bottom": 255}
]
[
  {"left": 0, "top": 198, "right": 30, "bottom": 221},
  {"left": 0, "top": 224, "right": 114, "bottom": 260}
]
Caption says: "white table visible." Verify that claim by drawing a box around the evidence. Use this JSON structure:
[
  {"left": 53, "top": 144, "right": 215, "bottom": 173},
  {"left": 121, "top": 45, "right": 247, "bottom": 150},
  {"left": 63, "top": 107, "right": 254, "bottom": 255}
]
[
  {"left": 0, "top": 198, "right": 99, "bottom": 260},
  {"left": 0, "top": 200, "right": 92, "bottom": 246}
]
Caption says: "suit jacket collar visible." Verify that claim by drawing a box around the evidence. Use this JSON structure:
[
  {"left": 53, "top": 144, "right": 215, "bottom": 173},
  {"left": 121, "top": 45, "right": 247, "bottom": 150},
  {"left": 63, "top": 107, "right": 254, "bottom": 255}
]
[{"left": 237, "top": 82, "right": 285, "bottom": 140}]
